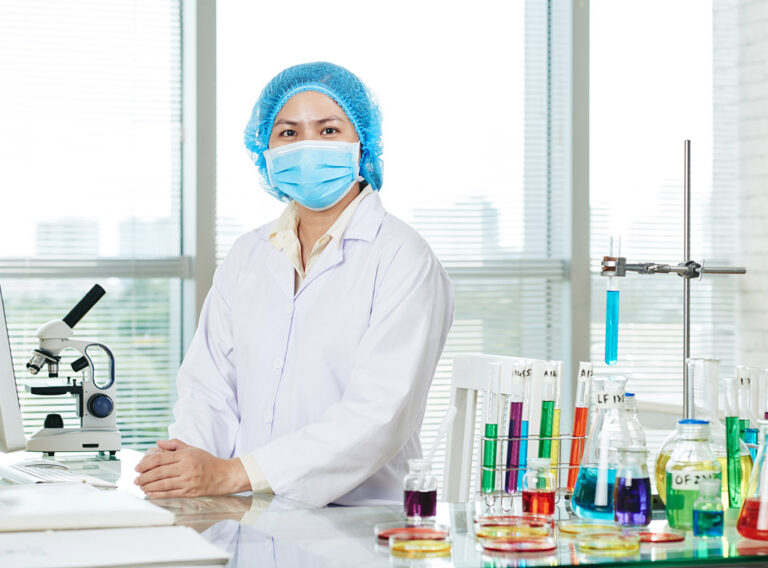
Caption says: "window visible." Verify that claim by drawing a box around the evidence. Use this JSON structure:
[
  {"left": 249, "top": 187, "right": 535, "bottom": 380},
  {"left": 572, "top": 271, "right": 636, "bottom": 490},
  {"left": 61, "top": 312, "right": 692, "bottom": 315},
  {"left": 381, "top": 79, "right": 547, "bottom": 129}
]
[
  {"left": 217, "top": 0, "right": 572, "bottom": 491},
  {"left": 590, "top": 0, "right": 740, "bottom": 465},
  {"left": 0, "top": 0, "right": 184, "bottom": 446}
]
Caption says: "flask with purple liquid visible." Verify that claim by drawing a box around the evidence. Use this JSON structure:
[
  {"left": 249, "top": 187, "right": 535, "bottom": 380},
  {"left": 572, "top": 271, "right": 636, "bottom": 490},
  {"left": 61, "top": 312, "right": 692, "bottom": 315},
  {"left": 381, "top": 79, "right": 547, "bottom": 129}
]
[
  {"left": 614, "top": 446, "right": 652, "bottom": 527},
  {"left": 404, "top": 459, "right": 437, "bottom": 520}
]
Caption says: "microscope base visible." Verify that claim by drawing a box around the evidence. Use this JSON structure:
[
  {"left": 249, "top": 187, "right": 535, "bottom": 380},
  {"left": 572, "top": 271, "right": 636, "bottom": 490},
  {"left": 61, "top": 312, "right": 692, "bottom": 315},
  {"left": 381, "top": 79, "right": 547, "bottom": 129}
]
[{"left": 26, "top": 427, "right": 122, "bottom": 454}]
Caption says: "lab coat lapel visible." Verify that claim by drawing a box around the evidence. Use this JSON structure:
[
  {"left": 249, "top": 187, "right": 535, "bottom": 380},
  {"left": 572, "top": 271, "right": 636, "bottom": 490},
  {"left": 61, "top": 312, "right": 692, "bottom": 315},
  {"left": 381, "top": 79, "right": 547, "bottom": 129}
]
[
  {"left": 295, "top": 241, "right": 344, "bottom": 298},
  {"left": 294, "top": 192, "right": 386, "bottom": 298},
  {"left": 265, "top": 246, "right": 296, "bottom": 300}
]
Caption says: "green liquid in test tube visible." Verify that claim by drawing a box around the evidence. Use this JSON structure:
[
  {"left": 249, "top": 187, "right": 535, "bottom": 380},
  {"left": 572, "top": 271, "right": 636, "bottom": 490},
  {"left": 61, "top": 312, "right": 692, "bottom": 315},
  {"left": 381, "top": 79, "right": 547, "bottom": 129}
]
[
  {"left": 538, "top": 366, "right": 557, "bottom": 459},
  {"left": 482, "top": 363, "right": 503, "bottom": 494},
  {"left": 723, "top": 377, "right": 742, "bottom": 508}
]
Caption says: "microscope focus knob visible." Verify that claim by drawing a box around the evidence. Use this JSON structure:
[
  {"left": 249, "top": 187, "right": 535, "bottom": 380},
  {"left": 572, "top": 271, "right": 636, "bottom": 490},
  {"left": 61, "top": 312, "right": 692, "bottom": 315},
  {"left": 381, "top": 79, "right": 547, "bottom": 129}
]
[{"left": 87, "top": 394, "right": 113, "bottom": 418}]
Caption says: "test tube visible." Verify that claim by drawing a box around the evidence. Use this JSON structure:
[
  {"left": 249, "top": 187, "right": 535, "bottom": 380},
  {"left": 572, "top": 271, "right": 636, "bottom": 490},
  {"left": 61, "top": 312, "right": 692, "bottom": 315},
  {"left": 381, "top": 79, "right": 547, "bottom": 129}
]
[
  {"left": 517, "top": 375, "right": 532, "bottom": 491},
  {"left": 747, "top": 367, "right": 761, "bottom": 457},
  {"left": 482, "top": 363, "right": 503, "bottom": 494},
  {"left": 504, "top": 362, "right": 528, "bottom": 493},
  {"left": 737, "top": 365, "right": 751, "bottom": 441},
  {"left": 723, "top": 377, "right": 742, "bottom": 508},
  {"left": 538, "top": 366, "right": 557, "bottom": 460},
  {"left": 567, "top": 362, "right": 593, "bottom": 492},
  {"left": 605, "top": 235, "right": 621, "bottom": 366},
  {"left": 549, "top": 361, "right": 563, "bottom": 482}
]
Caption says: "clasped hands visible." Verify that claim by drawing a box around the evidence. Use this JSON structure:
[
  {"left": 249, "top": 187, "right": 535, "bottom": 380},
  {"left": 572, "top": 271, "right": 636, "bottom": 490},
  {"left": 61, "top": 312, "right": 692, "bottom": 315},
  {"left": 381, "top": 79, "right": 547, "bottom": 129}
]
[{"left": 134, "top": 439, "right": 250, "bottom": 498}]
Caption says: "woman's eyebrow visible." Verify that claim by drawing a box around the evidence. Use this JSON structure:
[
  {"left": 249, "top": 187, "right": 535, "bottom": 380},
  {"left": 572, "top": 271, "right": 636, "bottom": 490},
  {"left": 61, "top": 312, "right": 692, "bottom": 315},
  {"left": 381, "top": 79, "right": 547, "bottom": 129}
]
[{"left": 314, "top": 115, "right": 344, "bottom": 124}]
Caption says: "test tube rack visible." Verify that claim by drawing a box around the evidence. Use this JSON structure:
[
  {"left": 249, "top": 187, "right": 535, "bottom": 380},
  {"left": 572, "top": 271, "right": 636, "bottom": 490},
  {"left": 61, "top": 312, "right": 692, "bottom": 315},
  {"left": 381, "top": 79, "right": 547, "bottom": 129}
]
[
  {"left": 475, "top": 430, "right": 582, "bottom": 515},
  {"left": 600, "top": 140, "right": 747, "bottom": 419}
]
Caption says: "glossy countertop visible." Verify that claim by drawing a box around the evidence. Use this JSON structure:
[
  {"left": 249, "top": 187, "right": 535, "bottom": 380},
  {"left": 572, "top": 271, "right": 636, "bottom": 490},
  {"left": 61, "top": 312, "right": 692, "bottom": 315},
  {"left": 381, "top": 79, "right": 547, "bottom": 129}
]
[{"left": 4, "top": 449, "right": 768, "bottom": 567}]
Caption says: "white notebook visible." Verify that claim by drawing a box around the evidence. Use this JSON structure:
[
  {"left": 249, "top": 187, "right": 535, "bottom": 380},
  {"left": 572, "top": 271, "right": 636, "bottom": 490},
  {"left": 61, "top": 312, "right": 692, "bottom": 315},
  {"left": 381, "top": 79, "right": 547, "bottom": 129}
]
[
  {"left": 0, "top": 483, "right": 174, "bottom": 532},
  {"left": 0, "top": 526, "right": 230, "bottom": 567}
]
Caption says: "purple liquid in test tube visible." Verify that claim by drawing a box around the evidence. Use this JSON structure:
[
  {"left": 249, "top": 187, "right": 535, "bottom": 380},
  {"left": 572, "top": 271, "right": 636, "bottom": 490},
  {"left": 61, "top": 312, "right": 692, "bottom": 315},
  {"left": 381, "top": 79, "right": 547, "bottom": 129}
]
[
  {"left": 614, "top": 476, "right": 652, "bottom": 526},
  {"left": 505, "top": 401, "right": 523, "bottom": 492}
]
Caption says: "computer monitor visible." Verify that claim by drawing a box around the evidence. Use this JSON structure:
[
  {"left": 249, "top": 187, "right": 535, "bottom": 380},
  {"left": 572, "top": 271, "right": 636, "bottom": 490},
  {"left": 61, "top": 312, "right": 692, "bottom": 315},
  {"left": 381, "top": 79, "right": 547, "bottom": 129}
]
[{"left": 0, "top": 285, "right": 26, "bottom": 452}]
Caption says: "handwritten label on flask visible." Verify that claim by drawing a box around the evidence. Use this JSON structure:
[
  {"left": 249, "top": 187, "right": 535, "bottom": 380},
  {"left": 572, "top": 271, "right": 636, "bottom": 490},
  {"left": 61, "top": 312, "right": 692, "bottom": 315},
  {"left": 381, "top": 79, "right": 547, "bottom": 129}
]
[
  {"left": 596, "top": 392, "right": 624, "bottom": 408},
  {"left": 670, "top": 471, "right": 718, "bottom": 491}
]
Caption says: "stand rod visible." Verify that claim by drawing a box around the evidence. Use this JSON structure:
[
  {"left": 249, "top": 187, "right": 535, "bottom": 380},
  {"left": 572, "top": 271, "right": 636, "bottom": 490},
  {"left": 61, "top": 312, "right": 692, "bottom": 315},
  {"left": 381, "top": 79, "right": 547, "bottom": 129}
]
[{"left": 683, "top": 140, "right": 691, "bottom": 419}]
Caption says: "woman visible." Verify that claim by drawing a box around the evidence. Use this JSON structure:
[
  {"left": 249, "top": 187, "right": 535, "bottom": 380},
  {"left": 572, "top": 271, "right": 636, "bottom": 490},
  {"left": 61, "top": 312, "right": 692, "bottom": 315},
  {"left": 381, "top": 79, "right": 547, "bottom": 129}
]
[{"left": 135, "top": 62, "right": 454, "bottom": 507}]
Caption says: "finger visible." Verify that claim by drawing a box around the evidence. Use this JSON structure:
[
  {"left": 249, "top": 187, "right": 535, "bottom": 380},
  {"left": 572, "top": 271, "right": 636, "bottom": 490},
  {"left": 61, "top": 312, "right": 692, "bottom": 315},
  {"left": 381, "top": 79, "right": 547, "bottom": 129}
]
[
  {"left": 135, "top": 449, "right": 182, "bottom": 473},
  {"left": 157, "top": 438, "right": 186, "bottom": 451},
  {"left": 141, "top": 476, "right": 187, "bottom": 495},
  {"left": 140, "top": 447, "right": 164, "bottom": 463},
  {"left": 135, "top": 462, "right": 184, "bottom": 486}
]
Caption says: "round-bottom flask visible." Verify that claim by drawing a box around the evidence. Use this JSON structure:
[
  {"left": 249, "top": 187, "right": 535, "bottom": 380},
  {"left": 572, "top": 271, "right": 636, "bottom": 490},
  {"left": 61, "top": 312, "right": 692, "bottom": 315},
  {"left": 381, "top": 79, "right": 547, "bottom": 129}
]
[
  {"left": 665, "top": 419, "right": 721, "bottom": 531},
  {"left": 655, "top": 359, "right": 752, "bottom": 510}
]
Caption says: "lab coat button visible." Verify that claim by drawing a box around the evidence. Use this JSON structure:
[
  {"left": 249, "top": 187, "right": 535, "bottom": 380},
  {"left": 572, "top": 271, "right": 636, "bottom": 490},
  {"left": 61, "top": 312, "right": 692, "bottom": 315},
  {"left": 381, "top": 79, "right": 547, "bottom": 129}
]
[{"left": 273, "top": 358, "right": 284, "bottom": 369}]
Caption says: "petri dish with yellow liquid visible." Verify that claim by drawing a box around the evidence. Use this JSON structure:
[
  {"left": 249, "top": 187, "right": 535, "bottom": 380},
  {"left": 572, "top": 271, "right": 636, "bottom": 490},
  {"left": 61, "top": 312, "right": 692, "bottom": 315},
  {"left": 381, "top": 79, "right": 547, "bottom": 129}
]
[
  {"left": 389, "top": 534, "right": 452, "bottom": 559},
  {"left": 558, "top": 519, "right": 621, "bottom": 537},
  {"left": 577, "top": 531, "right": 641, "bottom": 556}
]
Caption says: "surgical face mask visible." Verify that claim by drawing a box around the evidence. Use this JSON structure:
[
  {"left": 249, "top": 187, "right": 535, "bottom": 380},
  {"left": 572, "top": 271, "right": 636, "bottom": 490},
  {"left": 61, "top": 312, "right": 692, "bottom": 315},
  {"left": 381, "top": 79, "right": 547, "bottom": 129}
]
[{"left": 264, "top": 140, "right": 363, "bottom": 211}]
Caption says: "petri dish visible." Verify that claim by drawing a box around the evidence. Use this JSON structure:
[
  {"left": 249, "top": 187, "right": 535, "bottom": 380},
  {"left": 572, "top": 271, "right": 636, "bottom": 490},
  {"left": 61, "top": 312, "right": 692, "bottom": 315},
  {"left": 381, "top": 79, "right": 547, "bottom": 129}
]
[
  {"left": 635, "top": 528, "right": 685, "bottom": 543},
  {"left": 577, "top": 531, "right": 641, "bottom": 556},
  {"left": 374, "top": 521, "right": 449, "bottom": 544},
  {"left": 479, "top": 536, "right": 557, "bottom": 553},
  {"left": 558, "top": 519, "right": 621, "bottom": 536},
  {"left": 389, "top": 534, "right": 452, "bottom": 559},
  {"left": 475, "top": 524, "right": 552, "bottom": 540}
]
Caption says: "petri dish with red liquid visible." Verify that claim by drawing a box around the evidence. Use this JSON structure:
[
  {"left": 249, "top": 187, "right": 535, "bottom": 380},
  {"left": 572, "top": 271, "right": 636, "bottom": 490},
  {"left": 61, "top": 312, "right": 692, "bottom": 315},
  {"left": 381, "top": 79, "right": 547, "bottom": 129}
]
[
  {"left": 635, "top": 527, "right": 685, "bottom": 543},
  {"left": 374, "top": 521, "right": 449, "bottom": 544}
]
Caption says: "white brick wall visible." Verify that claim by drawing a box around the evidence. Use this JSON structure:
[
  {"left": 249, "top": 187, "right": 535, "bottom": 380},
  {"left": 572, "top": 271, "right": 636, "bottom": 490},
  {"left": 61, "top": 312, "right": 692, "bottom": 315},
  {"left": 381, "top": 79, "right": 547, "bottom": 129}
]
[{"left": 737, "top": 0, "right": 768, "bottom": 367}]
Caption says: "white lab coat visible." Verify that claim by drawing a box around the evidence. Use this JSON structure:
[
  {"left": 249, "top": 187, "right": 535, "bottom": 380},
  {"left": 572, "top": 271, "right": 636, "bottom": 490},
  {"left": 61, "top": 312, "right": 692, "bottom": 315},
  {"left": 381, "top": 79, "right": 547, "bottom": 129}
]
[{"left": 169, "top": 192, "right": 454, "bottom": 507}]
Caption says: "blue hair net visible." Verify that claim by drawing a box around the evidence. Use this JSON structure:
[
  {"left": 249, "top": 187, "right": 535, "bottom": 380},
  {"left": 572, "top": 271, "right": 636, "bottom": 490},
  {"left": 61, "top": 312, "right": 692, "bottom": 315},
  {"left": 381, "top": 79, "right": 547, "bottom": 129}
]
[{"left": 244, "top": 62, "right": 383, "bottom": 201}]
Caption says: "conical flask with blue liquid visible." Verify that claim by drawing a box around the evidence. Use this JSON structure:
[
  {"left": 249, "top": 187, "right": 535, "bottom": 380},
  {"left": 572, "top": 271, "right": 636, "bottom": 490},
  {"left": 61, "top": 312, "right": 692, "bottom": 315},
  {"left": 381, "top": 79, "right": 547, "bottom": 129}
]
[{"left": 572, "top": 375, "right": 632, "bottom": 520}]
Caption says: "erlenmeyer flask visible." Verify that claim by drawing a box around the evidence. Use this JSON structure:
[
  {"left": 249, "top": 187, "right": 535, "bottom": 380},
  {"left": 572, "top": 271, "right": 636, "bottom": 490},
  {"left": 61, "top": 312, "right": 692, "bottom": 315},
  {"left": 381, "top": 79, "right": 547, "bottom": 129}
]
[
  {"left": 572, "top": 375, "right": 631, "bottom": 519},
  {"left": 655, "top": 358, "right": 753, "bottom": 510},
  {"left": 738, "top": 420, "right": 768, "bottom": 540}
]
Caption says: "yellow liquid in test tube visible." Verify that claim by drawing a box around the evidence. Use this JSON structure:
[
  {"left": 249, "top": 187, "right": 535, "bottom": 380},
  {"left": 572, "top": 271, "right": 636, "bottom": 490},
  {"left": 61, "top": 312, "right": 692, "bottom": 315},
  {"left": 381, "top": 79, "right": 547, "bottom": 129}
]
[{"left": 550, "top": 408, "right": 561, "bottom": 481}]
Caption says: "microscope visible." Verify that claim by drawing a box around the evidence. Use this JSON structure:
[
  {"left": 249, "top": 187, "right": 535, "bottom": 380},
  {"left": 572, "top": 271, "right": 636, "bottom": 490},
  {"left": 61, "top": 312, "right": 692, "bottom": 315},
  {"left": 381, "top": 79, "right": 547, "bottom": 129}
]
[{"left": 24, "top": 284, "right": 121, "bottom": 455}]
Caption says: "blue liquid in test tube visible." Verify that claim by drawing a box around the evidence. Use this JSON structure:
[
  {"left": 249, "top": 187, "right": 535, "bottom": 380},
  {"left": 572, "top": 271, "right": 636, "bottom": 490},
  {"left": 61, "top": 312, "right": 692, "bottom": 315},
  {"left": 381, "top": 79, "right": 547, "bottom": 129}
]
[
  {"left": 516, "top": 420, "right": 529, "bottom": 491},
  {"left": 605, "top": 288, "right": 619, "bottom": 366}
]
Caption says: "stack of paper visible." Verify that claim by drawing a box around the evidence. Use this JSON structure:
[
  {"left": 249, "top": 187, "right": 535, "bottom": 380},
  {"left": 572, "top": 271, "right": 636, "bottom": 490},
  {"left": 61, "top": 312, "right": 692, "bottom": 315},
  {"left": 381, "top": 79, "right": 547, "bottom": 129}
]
[{"left": 0, "top": 483, "right": 174, "bottom": 531}]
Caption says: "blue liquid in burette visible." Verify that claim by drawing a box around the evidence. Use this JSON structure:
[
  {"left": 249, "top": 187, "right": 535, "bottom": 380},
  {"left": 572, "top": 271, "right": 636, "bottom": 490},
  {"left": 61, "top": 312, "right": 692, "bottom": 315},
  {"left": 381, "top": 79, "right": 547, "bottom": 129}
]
[
  {"left": 605, "top": 289, "right": 619, "bottom": 365},
  {"left": 572, "top": 467, "right": 617, "bottom": 520},
  {"left": 516, "top": 421, "right": 529, "bottom": 491}
]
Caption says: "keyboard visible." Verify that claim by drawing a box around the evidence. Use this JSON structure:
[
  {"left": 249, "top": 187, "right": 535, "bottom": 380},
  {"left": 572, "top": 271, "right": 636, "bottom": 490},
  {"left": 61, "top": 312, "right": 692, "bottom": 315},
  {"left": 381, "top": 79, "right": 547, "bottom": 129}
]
[{"left": 0, "top": 460, "right": 115, "bottom": 487}]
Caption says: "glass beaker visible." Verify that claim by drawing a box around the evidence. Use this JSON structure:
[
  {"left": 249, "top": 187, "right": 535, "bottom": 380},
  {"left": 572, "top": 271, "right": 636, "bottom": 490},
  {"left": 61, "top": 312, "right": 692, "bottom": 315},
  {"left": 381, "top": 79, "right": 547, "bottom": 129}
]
[
  {"left": 614, "top": 446, "right": 651, "bottom": 527},
  {"left": 572, "top": 375, "right": 631, "bottom": 520},
  {"left": 522, "top": 457, "right": 556, "bottom": 516},
  {"left": 737, "top": 420, "right": 768, "bottom": 540},
  {"left": 403, "top": 459, "right": 438, "bottom": 520},
  {"left": 624, "top": 393, "right": 646, "bottom": 446},
  {"left": 665, "top": 419, "right": 721, "bottom": 531},
  {"left": 655, "top": 358, "right": 753, "bottom": 510}
]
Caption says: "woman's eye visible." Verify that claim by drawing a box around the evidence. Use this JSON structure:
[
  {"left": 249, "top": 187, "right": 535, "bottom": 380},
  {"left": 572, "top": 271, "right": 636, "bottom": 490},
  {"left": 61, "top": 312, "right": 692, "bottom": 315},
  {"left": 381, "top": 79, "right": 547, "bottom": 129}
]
[
  {"left": 281, "top": 129, "right": 297, "bottom": 137},
  {"left": 323, "top": 127, "right": 338, "bottom": 135}
]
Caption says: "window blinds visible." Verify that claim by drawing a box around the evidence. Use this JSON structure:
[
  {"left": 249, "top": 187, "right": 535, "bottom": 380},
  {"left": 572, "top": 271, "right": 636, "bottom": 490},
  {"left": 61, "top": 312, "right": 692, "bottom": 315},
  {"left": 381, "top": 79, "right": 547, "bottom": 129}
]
[{"left": 0, "top": 0, "right": 183, "bottom": 447}]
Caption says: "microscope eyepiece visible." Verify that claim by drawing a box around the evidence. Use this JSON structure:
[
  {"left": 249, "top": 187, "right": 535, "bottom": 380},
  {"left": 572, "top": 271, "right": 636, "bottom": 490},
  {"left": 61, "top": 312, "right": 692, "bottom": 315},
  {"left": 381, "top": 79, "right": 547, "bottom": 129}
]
[{"left": 62, "top": 284, "right": 105, "bottom": 329}]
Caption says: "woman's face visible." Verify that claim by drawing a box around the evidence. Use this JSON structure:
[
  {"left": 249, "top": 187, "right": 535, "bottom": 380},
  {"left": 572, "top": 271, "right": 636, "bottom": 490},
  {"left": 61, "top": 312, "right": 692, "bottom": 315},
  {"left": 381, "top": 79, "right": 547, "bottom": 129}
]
[{"left": 268, "top": 90, "right": 359, "bottom": 149}]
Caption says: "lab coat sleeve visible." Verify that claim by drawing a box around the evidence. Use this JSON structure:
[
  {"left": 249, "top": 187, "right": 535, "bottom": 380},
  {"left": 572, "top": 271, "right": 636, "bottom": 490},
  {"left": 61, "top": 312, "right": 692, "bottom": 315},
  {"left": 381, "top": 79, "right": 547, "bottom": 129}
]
[
  {"left": 250, "top": 240, "right": 454, "bottom": 506},
  {"left": 168, "top": 259, "right": 240, "bottom": 459}
]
